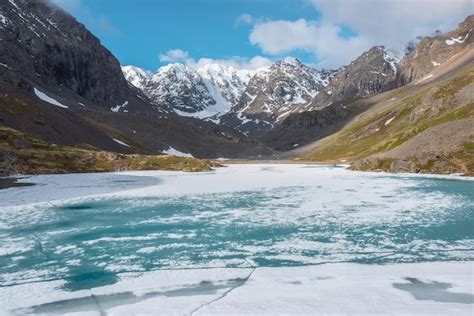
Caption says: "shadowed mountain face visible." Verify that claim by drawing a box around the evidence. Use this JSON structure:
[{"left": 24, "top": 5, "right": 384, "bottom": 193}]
[{"left": 0, "top": 0, "right": 157, "bottom": 113}]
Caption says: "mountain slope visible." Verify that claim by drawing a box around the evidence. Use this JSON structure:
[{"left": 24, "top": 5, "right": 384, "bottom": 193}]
[
  {"left": 396, "top": 15, "right": 473, "bottom": 85},
  {"left": 144, "top": 63, "right": 216, "bottom": 115},
  {"left": 0, "top": 0, "right": 154, "bottom": 114},
  {"left": 297, "top": 58, "right": 473, "bottom": 175},
  {"left": 0, "top": 0, "right": 274, "bottom": 161},
  {"left": 123, "top": 62, "right": 255, "bottom": 119},
  {"left": 307, "top": 46, "right": 399, "bottom": 110},
  {"left": 231, "top": 58, "right": 335, "bottom": 122}
]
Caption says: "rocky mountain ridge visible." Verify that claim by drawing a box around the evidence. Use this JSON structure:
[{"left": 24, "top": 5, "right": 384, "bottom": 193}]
[
  {"left": 124, "top": 57, "right": 340, "bottom": 135},
  {"left": 229, "top": 57, "right": 337, "bottom": 123},
  {"left": 0, "top": 0, "right": 156, "bottom": 114},
  {"left": 122, "top": 62, "right": 256, "bottom": 118}
]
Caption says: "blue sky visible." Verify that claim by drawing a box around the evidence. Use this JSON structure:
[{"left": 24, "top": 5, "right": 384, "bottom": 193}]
[{"left": 52, "top": 0, "right": 471, "bottom": 71}]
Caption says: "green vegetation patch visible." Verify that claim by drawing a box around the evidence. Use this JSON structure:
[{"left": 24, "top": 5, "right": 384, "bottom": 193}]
[{"left": 0, "top": 126, "right": 218, "bottom": 176}]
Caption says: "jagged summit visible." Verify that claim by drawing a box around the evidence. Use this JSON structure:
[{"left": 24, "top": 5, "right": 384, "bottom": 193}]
[
  {"left": 307, "top": 45, "right": 400, "bottom": 109},
  {"left": 224, "top": 57, "right": 337, "bottom": 130},
  {"left": 278, "top": 57, "right": 302, "bottom": 66},
  {"left": 122, "top": 65, "right": 150, "bottom": 90},
  {"left": 121, "top": 62, "right": 256, "bottom": 118},
  {"left": 0, "top": 0, "right": 148, "bottom": 112}
]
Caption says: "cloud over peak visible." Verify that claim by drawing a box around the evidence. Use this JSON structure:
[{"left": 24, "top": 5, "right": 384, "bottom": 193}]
[
  {"left": 247, "top": 0, "right": 472, "bottom": 68},
  {"left": 158, "top": 49, "right": 273, "bottom": 71}
]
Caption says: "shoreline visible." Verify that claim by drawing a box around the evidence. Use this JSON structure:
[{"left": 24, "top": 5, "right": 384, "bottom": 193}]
[{"left": 1, "top": 160, "right": 472, "bottom": 193}]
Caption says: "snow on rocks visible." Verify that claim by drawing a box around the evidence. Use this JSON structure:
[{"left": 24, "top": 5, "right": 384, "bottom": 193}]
[
  {"left": 445, "top": 31, "right": 471, "bottom": 45},
  {"left": 121, "top": 65, "right": 150, "bottom": 90},
  {"left": 113, "top": 139, "right": 131, "bottom": 147},
  {"left": 111, "top": 100, "right": 128, "bottom": 112},
  {"left": 0, "top": 13, "right": 9, "bottom": 28},
  {"left": 163, "top": 147, "right": 193, "bottom": 158},
  {"left": 0, "top": 63, "right": 12, "bottom": 69},
  {"left": 384, "top": 117, "right": 396, "bottom": 126},
  {"left": 34, "top": 87, "right": 68, "bottom": 108},
  {"left": 383, "top": 49, "right": 400, "bottom": 75}
]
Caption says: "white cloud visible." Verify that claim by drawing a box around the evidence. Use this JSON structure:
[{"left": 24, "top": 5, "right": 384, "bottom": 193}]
[
  {"left": 235, "top": 13, "right": 254, "bottom": 26},
  {"left": 248, "top": 0, "right": 472, "bottom": 68},
  {"left": 195, "top": 55, "right": 273, "bottom": 70},
  {"left": 159, "top": 49, "right": 273, "bottom": 70},
  {"left": 159, "top": 49, "right": 192, "bottom": 63},
  {"left": 311, "top": 0, "right": 472, "bottom": 50},
  {"left": 249, "top": 19, "right": 370, "bottom": 68}
]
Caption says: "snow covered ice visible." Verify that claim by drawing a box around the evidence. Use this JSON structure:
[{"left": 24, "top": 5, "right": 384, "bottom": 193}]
[{"left": 0, "top": 164, "right": 473, "bottom": 314}]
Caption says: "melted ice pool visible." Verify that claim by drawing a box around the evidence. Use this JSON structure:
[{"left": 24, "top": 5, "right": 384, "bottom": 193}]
[{"left": 0, "top": 164, "right": 473, "bottom": 314}]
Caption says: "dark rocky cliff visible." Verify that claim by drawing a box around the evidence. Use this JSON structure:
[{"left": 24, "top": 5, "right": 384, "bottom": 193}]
[{"left": 0, "top": 0, "right": 154, "bottom": 113}]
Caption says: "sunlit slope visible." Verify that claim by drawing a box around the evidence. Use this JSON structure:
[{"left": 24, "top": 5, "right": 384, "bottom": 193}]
[{"left": 298, "top": 59, "right": 473, "bottom": 175}]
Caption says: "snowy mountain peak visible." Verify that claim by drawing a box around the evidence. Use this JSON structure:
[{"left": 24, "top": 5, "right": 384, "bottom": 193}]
[
  {"left": 197, "top": 63, "right": 254, "bottom": 107},
  {"left": 144, "top": 63, "right": 215, "bottom": 114},
  {"left": 122, "top": 61, "right": 261, "bottom": 119},
  {"left": 278, "top": 57, "right": 302, "bottom": 66},
  {"left": 121, "top": 65, "right": 150, "bottom": 90}
]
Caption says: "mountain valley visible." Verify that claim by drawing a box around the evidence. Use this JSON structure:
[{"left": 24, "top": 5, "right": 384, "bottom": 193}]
[{"left": 0, "top": 0, "right": 472, "bottom": 175}]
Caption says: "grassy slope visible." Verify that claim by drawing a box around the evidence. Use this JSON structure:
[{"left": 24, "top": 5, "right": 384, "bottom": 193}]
[
  {"left": 297, "top": 65, "right": 474, "bottom": 175},
  {"left": 0, "top": 126, "right": 218, "bottom": 176}
]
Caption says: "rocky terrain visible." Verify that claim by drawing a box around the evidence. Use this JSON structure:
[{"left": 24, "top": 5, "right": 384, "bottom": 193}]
[
  {"left": 225, "top": 58, "right": 336, "bottom": 124},
  {"left": 307, "top": 46, "right": 399, "bottom": 110},
  {"left": 296, "top": 37, "right": 473, "bottom": 175},
  {"left": 396, "top": 15, "right": 474, "bottom": 86},
  {"left": 0, "top": 0, "right": 153, "bottom": 114},
  {"left": 0, "top": 126, "right": 219, "bottom": 176}
]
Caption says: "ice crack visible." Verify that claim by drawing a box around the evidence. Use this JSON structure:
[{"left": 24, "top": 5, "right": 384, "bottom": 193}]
[
  {"left": 31, "top": 232, "right": 53, "bottom": 261},
  {"left": 90, "top": 291, "right": 106, "bottom": 316},
  {"left": 188, "top": 262, "right": 257, "bottom": 315}
]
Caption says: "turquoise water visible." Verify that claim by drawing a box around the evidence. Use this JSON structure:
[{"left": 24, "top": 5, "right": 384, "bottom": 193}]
[{"left": 0, "top": 172, "right": 473, "bottom": 292}]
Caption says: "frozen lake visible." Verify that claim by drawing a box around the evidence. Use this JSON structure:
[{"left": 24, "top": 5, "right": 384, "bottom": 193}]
[{"left": 0, "top": 164, "right": 473, "bottom": 314}]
